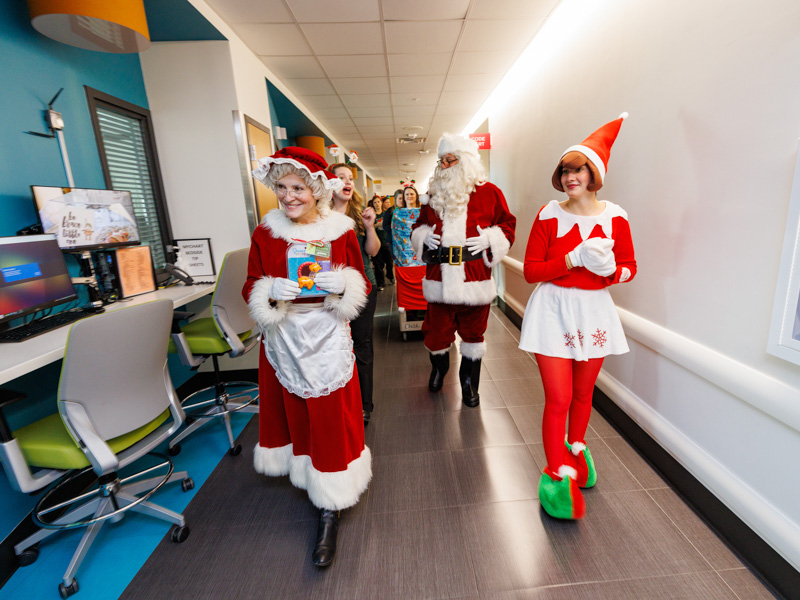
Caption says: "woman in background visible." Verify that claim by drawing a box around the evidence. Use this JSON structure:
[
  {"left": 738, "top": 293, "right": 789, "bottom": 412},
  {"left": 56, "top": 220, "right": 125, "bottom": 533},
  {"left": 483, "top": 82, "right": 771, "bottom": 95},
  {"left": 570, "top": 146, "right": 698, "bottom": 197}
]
[
  {"left": 370, "top": 195, "right": 393, "bottom": 290},
  {"left": 328, "top": 163, "right": 379, "bottom": 425}
]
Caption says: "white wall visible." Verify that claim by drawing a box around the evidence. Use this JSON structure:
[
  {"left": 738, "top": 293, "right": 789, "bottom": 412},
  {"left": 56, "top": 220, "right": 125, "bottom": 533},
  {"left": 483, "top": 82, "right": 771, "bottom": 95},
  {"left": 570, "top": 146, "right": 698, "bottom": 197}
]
[
  {"left": 492, "top": 0, "right": 800, "bottom": 569},
  {"left": 139, "top": 41, "right": 252, "bottom": 265}
]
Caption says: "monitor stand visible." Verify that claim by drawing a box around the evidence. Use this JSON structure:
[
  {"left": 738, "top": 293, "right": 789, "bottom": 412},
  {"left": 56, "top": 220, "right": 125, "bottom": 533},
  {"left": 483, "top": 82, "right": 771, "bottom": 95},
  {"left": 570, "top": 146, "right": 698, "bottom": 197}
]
[{"left": 70, "top": 251, "right": 105, "bottom": 311}]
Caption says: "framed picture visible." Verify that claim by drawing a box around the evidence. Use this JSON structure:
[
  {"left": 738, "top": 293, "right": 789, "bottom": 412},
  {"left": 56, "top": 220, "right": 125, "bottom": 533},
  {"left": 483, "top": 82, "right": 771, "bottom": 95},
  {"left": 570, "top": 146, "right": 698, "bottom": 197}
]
[
  {"left": 173, "top": 238, "right": 216, "bottom": 278},
  {"left": 768, "top": 140, "right": 800, "bottom": 366},
  {"left": 113, "top": 245, "right": 156, "bottom": 298}
]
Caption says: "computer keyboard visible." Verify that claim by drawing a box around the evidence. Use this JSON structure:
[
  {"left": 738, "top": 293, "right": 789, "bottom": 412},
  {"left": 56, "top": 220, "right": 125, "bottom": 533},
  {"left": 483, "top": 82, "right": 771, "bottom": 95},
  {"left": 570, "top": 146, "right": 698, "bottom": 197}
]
[{"left": 0, "top": 308, "right": 101, "bottom": 343}]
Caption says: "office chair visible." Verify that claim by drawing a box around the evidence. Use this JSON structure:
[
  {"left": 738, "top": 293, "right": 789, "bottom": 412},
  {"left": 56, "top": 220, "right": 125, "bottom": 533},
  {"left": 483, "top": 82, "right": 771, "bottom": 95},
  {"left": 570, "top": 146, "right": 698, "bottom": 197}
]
[
  {"left": 0, "top": 299, "right": 193, "bottom": 599},
  {"left": 168, "top": 248, "right": 259, "bottom": 457}
]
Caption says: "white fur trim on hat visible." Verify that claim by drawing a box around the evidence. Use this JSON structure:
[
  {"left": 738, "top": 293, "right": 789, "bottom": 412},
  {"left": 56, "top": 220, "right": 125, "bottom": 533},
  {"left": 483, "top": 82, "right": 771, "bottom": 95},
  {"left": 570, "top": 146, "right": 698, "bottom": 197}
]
[
  {"left": 263, "top": 209, "right": 354, "bottom": 244},
  {"left": 253, "top": 156, "right": 345, "bottom": 192},
  {"left": 410, "top": 224, "right": 434, "bottom": 263},
  {"left": 560, "top": 144, "right": 606, "bottom": 183},
  {"left": 248, "top": 276, "right": 290, "bottom": 328},
  {"left": 438, "top": 133, "right": 480, "bottom": 159},
  {"left": 323, "top": 265, "right": 368, "bottom": 321},
  {"left": 254, "top": 443, "right": 293, "bottom": 476},
  {"left": 480, "top": 225, "right": 511, "bottom": 268},
  {"left": 305, "top": 446, "right": 372, "bottom": 511},
  {"left": 460, "top": 341, "right": 486, "bottom": 360}
]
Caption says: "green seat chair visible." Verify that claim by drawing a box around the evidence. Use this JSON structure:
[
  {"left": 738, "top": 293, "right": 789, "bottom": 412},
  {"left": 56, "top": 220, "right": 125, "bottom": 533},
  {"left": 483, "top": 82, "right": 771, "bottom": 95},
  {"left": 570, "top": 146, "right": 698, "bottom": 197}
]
[
  {"left": 167, "top": 248, "right": 259, "bottom": 457},
  {"left": 0, "top": 299, "right": 193, "bottom": 598}
]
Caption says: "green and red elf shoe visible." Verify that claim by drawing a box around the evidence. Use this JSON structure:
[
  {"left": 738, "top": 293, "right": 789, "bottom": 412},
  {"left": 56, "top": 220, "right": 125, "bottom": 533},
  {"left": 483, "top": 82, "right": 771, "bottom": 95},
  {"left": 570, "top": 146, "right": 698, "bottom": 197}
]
[
  {"left": 538, "top": 466, "right": 586, "bottom": 520},
  {"left": 565, "top": 440, "right": 597, "bottom": 489}
]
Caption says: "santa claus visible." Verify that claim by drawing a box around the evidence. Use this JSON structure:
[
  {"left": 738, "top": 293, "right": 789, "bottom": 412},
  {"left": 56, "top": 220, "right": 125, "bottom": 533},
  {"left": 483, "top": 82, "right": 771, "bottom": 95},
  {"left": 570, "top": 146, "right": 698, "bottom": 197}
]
[{"left": 411, "top": 134, "right": 516, "bottom": 407}]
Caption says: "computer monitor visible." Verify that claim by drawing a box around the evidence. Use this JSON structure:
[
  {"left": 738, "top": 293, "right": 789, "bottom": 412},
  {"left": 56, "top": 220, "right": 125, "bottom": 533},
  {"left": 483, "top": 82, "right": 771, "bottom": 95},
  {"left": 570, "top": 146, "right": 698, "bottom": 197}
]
[
  {"left": 0, "top": 235, "right": 78, "bottom": 326},
  {"left": 31, "top": 186, "right": 140, "bottom": 250}
]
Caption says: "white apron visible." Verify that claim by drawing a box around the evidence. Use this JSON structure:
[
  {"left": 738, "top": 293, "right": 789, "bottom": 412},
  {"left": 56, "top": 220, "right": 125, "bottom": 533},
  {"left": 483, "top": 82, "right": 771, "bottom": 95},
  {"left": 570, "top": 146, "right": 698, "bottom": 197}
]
[
  {"left": 263, "top": 303, "right": 355, "bottom": 398},
  {"left": 519, "top": 283, "right": 628, "bottom": 361}
]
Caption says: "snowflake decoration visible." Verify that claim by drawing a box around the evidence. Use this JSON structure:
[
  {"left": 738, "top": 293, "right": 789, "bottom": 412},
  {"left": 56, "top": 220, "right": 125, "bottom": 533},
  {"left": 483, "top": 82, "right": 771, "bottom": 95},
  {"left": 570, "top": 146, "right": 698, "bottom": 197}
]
[
  {"left": 577, "top": 329, "right": 584, "bottom": 346},
  {"left": 592, "top": 329, "right": 607, "bottom": 347},
  {"left": 564, "top": 332, "right": 576, "bottom": 348}
]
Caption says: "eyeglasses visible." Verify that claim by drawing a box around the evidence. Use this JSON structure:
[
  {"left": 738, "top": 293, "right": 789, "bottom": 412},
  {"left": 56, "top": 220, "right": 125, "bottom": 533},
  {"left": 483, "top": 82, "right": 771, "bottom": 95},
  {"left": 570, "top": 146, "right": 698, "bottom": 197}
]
[{"left": 437, "top": 155, "right": 459, "bottom": 167}]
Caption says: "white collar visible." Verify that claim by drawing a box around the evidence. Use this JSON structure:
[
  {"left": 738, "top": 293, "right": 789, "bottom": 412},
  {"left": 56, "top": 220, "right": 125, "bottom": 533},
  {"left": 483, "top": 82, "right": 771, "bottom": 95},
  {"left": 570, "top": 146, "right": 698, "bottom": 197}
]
[
  {"left": 262, "top": 209, "right": 354, "bottom": 243},
  {"left": 539, "top": 199, "right": 628, "bottom": 240}
]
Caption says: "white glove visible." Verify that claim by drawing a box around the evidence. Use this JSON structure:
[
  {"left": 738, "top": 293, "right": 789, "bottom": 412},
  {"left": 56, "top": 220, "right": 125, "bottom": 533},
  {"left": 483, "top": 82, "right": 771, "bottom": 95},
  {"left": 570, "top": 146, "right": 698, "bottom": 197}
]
[
  {"left": 568, "top": 238, "right": 616, "bottom": 276},
  {"left": 270, "top": 277, "right": 301, "bottom": 301},
  {"left": 424, "top": 227, "right": 441, "bottom": 250},
  {"left": 465, "top": 225, "right": 490, "bottom": 255},
  {"left": 314, "top": 271, "right": 346, "bottom": 294}
]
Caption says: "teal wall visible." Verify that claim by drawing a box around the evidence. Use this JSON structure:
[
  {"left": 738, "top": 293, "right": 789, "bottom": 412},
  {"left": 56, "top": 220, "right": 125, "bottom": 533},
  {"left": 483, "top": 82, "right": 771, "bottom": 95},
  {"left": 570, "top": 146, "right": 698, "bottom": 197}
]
[{"left": 0, "top": 4, "right": 192, "bottom": 541}]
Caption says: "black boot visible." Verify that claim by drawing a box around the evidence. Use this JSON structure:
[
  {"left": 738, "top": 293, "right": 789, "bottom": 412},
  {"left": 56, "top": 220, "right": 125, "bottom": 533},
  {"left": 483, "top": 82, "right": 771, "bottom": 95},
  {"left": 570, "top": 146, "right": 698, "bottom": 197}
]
[
  {"left": 428, "top": 352, "right": 450, "bottom": 392},
  {"left": 312, "top": 509, "right": 339, "bottom": 567},
  {"left": 459, "top": 357, "right": 482, "bottom": 407}
]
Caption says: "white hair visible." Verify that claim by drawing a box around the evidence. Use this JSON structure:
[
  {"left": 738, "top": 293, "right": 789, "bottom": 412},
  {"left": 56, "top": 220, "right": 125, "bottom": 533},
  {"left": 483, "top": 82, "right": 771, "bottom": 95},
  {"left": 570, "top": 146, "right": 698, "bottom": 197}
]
[
  {"left": 426, "top": 151, "right": 486, "bottom": 218},
  {"left": 265, "top": 162, "right": 333, "bottom": 217}
]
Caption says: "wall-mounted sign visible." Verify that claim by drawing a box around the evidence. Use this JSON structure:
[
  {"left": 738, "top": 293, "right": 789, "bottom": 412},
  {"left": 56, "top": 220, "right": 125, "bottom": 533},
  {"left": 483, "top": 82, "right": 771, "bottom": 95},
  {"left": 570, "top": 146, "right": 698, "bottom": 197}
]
[
  {"left": 469, "top": 133, "right": 492, "bottom": 150},
  {"left": 174, "top": 238, "right": 215, "bottom": 277}
]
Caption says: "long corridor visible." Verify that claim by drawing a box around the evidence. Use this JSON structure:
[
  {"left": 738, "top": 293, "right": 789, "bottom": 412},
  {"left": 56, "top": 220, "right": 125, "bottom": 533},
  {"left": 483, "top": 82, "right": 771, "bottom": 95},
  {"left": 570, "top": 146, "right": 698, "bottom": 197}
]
[{"left": 122, "top": 286, "right": 777, "bottom": 599}]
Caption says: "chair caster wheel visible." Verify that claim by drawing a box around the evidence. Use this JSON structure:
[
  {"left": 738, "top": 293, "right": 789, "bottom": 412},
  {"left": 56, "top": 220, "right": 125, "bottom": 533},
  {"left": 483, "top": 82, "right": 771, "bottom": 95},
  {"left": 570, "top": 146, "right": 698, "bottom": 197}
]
[
  {"left": 18, "top": 546, "right": 39, "bottom": 567},
  {"left": 58, "top": 578, "right": 79, "bottom": 598},
  {"left": 167, "top": 444, "right": 181, "bottom": 456},
  {"left": 229, "top": 444, "right": 242, "bottom": 456},
  {"left": 181, "top": 478, "right": 194, "bottom": 492},
  {"left": 171, "top": 524, "right": 190, "bottom": 543}
]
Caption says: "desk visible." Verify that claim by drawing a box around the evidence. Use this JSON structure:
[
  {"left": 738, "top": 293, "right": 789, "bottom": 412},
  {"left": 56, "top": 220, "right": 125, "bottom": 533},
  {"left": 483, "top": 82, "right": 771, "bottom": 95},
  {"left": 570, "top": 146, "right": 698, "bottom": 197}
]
[{"left": 0, "top": 282, "right": 216, "bottom": 385}]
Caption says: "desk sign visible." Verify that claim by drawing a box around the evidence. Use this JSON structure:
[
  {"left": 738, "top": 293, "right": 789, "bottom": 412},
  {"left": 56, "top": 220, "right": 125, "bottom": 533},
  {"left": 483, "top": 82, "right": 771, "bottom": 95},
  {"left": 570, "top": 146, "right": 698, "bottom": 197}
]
[{"left": 173, "top": 238, "right": 215, "bottom": 277}]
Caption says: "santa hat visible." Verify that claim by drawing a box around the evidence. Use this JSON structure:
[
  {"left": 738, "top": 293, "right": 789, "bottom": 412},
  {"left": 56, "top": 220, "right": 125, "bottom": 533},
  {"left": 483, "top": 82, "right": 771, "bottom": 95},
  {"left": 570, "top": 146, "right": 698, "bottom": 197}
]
[
  {"left": 552, "top": 112, "right": 628, "bottom": 192},
  {"left": 253, "top": 146, "right": 344, "bottom": 193},
  {"left": 437, "top": 133, "right": 480, "bottom": 159}
]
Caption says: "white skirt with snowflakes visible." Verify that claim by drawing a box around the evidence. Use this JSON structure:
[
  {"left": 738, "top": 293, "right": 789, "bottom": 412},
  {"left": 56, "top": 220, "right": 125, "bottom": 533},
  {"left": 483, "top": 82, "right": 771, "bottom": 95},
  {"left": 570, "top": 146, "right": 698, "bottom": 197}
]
[{"left": 518, "top": 283, "right": 629, "bottom": 361}]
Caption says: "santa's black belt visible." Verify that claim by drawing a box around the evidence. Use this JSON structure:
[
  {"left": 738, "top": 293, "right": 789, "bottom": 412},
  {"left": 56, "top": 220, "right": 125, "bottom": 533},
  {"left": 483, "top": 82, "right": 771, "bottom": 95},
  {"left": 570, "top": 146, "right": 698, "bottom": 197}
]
[{"left": 421, "top": 245, "right": 483, "bottom": 266}]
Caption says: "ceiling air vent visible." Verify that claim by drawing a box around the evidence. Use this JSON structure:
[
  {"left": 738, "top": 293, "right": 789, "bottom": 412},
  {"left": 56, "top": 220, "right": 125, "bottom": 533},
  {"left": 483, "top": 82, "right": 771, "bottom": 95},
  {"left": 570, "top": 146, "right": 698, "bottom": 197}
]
[{"left": 397, "top": 135, "right": 426, "bottom": 144}]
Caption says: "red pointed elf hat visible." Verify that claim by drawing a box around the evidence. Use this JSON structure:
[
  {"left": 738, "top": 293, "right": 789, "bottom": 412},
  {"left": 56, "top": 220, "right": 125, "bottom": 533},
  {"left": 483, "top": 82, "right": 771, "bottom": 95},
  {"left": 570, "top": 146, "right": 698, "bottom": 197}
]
[
  {"left": 252, "top": 146, "right": 344, "bottom": 192},
  {"left": 552, "top": 112, "right": 628, "bottom": 192}
]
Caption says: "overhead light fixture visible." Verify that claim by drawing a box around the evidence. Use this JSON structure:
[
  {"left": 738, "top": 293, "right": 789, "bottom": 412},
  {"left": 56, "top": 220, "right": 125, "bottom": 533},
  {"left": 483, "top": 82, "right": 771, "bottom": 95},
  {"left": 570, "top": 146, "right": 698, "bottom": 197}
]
[
  {"left": 403, "top": 126, "right": 423, "bottom": 130},
  {"left": 397, "top": 136, "right": 426, "bottom": 144},
  {"left": 418, "top": 149, "right": 430, "bottom": 155},
  {"left": 27, "top": 0, "right": 150, "bottom": 53}
]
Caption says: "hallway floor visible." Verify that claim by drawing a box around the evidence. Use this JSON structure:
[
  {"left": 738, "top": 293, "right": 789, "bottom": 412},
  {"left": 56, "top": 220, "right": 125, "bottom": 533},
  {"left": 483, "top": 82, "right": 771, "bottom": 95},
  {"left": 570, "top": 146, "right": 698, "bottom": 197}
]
[{"left": 120, "top": 286, "right": 777, "bottom": 600}]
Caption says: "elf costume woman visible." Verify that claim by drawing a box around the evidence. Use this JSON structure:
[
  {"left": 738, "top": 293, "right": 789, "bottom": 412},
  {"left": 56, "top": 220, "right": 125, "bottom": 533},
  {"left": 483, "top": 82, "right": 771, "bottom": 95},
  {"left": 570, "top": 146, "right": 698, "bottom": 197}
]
[
  {"left": 243, "top": 147, "right": 372, "bottom": 567},
  {"left": 519, "top": 114, "right": 636, "bottom": 520}
]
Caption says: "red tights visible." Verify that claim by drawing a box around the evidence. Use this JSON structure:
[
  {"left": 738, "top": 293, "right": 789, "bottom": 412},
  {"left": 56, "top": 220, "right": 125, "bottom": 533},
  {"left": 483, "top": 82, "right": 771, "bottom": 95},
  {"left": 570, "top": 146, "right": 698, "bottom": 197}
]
[{"left": 535, "top": 354, "right": 604, "bottom": 473}]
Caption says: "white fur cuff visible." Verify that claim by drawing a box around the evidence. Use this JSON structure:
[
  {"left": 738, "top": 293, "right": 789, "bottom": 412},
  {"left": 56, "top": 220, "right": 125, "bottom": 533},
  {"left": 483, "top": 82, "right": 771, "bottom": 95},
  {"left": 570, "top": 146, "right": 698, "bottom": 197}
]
[
  {"left": 481, "top": 225, "right": 511, "bottom": 268},
  {"left": 428, "top": 345, "right": 451, "bottom": 355},
  {"left": 411, "top": 225, "right": 433, "bottom": 261},
  {"left": 306, "top": 446, "right": 372, "bottom": 511},
  {"left": 253, "top": 443, "right": 293, "bottom": 476},
  {"left": 460, "top": 341, "right": 486, "bottom": 359},
  {"left": 249, "top": 277, "right": 290, "bottom": 328},
  {"left": 323, "top": 265, "right": 367, "bottom": 321}
]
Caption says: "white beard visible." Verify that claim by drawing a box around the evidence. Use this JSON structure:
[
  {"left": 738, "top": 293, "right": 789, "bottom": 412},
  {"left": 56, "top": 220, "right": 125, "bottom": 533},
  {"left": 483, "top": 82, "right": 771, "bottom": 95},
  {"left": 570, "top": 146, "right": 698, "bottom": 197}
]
[{"left": 427, "top": 156, "right": 485, "bottom": 219}]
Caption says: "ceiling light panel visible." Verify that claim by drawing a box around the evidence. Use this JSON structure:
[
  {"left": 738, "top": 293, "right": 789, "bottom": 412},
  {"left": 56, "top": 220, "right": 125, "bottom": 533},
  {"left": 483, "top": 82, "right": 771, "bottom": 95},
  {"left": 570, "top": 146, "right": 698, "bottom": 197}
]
[
  {"left": 234, "top": 24, "right": 311, "bottom": 55},
  {"left": 384, "top": 21, "right": 462, "bottom": 54},
  {"left": 301, "top": 23, "right": 383, "bottom": 55}
]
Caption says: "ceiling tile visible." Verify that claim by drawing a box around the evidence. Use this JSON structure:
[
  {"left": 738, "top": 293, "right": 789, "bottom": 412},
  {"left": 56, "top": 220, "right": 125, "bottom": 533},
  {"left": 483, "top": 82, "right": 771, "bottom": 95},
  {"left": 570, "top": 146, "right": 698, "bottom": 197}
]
[
  {"left": 390, "top": 75, "right": 445, "bottom": 93},
  {"left": 387, "top": 53, "right": 451, "bottom": 77},
  {"left": 444, "top": 72, "right": 503, "bottom": 92},
  {"left": 260, "top": 56, "right": 325, "bottom": 79},
  {"left": 450, "top": 50, "right": 519, "bottom": 75},
  {"left": 287, "top": 0, "right": 380, "bottom": 22},
  {"left": 205, "top": 0, "right": 293, "bottom": 24},
  {"left": 233, "top": 24, "right": 310, "bottom": 55},
  {"left": 470, "top": 0, "right": 558, "bottom": 20},
  {"left": 382, "top": 0, "right": 471, "bottom": 20},
  {"left": 284, "top": 78, "right": 336, "bottom": 95},
  {"left": 298, "top": 95, "right": 343, "bottom": 109},
  {"left": 333, "top": 126, "right": 360, "bottom": 135},
  {"left": 319, "top": 55, "right": 387, "bottom": 78},
  {"left": 385, "top": 21, "right": 462, "bottom": 54},
  {"left": 332, "top": 77, "right": 390, "bottom": 94},
  {"left": 340, "top": 94, "right": 391, "bottom": 107},
  {"left": 313, "top": 107, "right": 350, "bottom": 119},
  {"left": 356, "top": 125, "right": 396, "bottom": 134},
  {"left": 393, "top": 105, "right": 436, "bottom": 117},
  {"left": 394, "top": 115, "right": 432, "bottom": 127},
  {"left": 438, "top": 89, "right": 491, "bottom": 108},
  {"left": 324, "top": 117, "right": 357, "bottom": 126},
  {"left": 353, "top": 116, "right": 395, "bottom": 127},
  {"left": 391, "top": 92, "right": 440, "bottom": 106},
  {"left": 459, "top": 19, "right": 541, "bottom": 52},
  {"left": 301, "top": 23, "right": 384, "bottom": 55},
  {"left": 348, "top": 105, "right": 393, "bottom": 118}
]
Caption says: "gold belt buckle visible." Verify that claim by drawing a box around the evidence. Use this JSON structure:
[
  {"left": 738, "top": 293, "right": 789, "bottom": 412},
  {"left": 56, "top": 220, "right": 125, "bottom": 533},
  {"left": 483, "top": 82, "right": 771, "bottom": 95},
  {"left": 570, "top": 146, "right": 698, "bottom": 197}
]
[{"left": 448, "top": 246, "right": 462, "bottom": 265}]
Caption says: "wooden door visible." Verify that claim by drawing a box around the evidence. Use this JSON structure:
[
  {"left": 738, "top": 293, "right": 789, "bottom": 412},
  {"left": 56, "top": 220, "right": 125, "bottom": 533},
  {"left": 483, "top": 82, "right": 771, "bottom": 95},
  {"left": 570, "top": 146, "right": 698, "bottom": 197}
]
[{"left": 245, "top": 117, "right": 277, "bottom": 221}]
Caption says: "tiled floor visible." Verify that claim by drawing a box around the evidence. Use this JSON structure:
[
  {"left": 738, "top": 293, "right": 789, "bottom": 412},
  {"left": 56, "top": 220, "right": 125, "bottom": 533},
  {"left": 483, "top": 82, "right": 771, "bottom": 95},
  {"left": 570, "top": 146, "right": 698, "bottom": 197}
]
[{"left": 122, "top": 286, "right": 778, "bottom": 599}]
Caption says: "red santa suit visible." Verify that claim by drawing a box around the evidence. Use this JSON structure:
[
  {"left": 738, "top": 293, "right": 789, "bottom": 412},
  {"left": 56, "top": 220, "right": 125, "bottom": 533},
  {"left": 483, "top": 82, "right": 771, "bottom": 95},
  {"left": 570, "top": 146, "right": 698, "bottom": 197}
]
[
  {"left": 410, "top": 182, "right": 516, "bottom": 355},
  {"left": 242, "top": 209, "right": 372, "bottom": 511}
]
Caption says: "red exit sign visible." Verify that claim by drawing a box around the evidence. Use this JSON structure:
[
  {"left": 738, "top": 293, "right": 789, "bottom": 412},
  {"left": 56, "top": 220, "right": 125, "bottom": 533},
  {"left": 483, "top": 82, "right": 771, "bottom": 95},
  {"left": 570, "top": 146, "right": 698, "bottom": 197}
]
[{"left": 469, "top": 133, "right": 491, "bottom": 150}]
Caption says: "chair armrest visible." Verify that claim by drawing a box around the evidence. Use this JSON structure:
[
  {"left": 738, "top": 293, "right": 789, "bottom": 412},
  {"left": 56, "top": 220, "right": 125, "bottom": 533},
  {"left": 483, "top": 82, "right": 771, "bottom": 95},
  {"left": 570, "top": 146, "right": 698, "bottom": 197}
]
[
  {"left": 171, "top": 310, "right": 195, "bottom": 333},
  {"left": 0, "top": 389, "right": 26, "bottom": 443}
]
